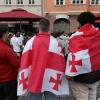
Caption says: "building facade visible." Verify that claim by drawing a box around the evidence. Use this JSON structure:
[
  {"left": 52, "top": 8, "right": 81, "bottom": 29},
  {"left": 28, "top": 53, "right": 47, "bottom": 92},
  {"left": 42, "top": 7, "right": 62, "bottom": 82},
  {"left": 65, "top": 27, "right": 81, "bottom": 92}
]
[
  {"left": 43, "top": 0, "right": 100, "bottom": 33},
  {"left": 0, "top": 0, "right": 42, "bottom": 15},
  {"left": 0, "top": 0, "right": 43, "bottom": 32}
]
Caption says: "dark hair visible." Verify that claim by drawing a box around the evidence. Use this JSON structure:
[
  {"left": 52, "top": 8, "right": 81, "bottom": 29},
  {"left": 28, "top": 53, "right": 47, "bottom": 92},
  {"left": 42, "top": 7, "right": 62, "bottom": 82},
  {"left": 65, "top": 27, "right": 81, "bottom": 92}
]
[
  {"left": 39, "top": 18, "right": 50, "bottom": 32},
  {"left": 51, "top": 31, "right": 64, "bottom": 38},
  {"left": 77, "top": 12, "right": 96, "bottom": 26},
  {"left": 68, "top": 32, "right": 75, "bottom": 37},
  {"left": 14, "top": 31, "right": 20, "bottom": 35},
  {"left": 0, "top": 28, "right": 7, "bottom": 38}
]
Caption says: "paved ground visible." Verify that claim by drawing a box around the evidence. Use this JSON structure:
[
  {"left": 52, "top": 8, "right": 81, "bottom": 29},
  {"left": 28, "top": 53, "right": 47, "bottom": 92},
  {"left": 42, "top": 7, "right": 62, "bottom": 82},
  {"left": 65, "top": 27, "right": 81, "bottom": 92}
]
[
  {"left": 97, "top": 83, "right": 100, "bottom": 98},
  {"left": 18, "top": 96, "right": 75, "bottom": 100},
  {"left": 18, "top": 82, "right": 100, "bottom": 100}
]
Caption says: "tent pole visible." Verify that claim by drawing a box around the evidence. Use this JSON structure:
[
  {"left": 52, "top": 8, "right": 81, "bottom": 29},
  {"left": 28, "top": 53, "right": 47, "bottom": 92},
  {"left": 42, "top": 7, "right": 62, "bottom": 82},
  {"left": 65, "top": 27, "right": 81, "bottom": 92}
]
[
  {"left": 7, "top": 23, "right": 9, "bottom": 33},
  {"left": 20, "top": 21, "right": 22, "bottom": 31}
]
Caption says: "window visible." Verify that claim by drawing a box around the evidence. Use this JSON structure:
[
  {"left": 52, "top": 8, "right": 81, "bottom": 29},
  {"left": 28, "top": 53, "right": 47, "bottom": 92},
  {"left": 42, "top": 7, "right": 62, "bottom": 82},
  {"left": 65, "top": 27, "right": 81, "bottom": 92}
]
[
  {"left": 5, "top": 0, "right": 11, "bottom": 4},
  {"left": 29, "top": 0, "right": 34, "bottom": 4},
  {"left": 56, "top": 0, "right": 64, "bottom": 5},
  {"left": 17, "top": 0, "right": 23, "bottom": 4},
  {"left": 72, "top": 0, "right": 83, "bottom": 4},
  {"left": 91, "top": 0, "right": 100, "bottom": 5}
]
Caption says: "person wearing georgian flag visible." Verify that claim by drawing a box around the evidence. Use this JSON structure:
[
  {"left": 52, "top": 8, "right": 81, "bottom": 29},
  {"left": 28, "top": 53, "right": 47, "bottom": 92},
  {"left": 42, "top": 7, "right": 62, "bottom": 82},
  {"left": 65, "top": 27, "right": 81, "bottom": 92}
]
[
  {"left": 65, "top": 12, "right": 100, "bottom": 100},
  {"left": 17, "top": 19, "right": 69, "bottom": 100}
]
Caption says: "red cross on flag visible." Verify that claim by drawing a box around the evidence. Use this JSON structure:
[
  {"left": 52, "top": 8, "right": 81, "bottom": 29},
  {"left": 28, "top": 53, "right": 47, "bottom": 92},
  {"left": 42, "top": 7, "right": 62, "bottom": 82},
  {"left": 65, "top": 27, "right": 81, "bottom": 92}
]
[
  {"left": 49, "top": 73, "right": 62, "bottom": 91},
  {"left": 69, "top": 54, "right": 82, "bottom": 72},
  {"left": 66, "top": 50, "right": 91, "bottom": 76},
  {"left": 65, "top": 24, "right": 100, "bottom": 77},
  {"left": 19, "top": 72, "right": 28, "bottom": 90},
  {"left": 18, "top": 66, "right": 31, "bottom": 95},
  {"left": 42, "top": 69, "right": 69, "bottom": 95}
]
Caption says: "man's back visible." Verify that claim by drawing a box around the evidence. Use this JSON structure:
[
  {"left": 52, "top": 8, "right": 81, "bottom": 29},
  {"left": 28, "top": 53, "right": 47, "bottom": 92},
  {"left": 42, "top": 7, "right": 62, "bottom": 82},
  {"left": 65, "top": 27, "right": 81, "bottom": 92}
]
[{"left": 10, "top": 36, "right": 22, "bottom": 52}]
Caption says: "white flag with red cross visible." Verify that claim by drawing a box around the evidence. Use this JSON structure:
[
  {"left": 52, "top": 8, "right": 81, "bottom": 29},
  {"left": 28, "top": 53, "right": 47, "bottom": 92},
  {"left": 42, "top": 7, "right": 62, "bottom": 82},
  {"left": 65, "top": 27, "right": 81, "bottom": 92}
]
[
  {"left": 17, "top": 33, "right": 69, "bottom": 96},
  {"left": 65, "top": 49, "right": 91, "bottom": 76},
  {"left": 65, "top": 24, "right": 100, "bottom": 77}
]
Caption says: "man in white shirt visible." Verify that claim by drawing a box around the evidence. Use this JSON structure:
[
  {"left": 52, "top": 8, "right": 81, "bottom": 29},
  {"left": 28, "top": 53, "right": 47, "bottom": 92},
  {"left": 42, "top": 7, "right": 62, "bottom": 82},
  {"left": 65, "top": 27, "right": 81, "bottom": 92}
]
[{"left": 10, "top": 31, "right": 24, "bottom": 56}]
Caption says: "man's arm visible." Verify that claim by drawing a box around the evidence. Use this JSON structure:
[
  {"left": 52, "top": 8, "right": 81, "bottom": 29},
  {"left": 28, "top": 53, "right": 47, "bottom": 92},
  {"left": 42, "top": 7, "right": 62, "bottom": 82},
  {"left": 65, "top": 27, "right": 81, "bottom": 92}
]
[
  {"left": 18, "top": 39, "right": 24, "bottom": 50},
  {"left": 6, "top": 47, "right": 20, "bottom": 70}
]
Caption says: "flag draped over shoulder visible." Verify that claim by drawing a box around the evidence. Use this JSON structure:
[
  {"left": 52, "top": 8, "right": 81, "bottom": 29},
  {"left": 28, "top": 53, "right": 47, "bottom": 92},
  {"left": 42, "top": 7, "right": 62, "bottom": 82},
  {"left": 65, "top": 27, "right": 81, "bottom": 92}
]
[
  {"left": 65, "top": 24, "right": 100, "bottom": 76},
  {"left": 17, "top": 32, "right": 69, "bottom": 96}
]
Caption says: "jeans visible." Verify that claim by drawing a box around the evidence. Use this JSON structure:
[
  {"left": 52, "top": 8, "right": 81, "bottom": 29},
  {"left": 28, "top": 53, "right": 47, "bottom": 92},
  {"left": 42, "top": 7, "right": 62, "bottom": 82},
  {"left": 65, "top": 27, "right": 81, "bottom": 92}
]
[
  {"left": 0, "top": 80, "right": 17, "bottom": 100},
  {"left": 27, "top": 91, "right": 57, "bottom": 100}
]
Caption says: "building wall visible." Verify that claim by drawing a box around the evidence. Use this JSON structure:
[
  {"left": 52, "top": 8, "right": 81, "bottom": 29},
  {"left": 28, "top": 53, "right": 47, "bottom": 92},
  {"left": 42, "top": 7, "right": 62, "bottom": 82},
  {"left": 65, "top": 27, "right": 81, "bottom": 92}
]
[
  {"left": 0, "top": 0, "right": 42, "bottom": 15},
  {"left": 44, "top": 0, "right": 100, "bottom": 32},
  {"left": 44, "top": 0, "right": 100, "bottom": 14},
  {"left": 44, "top": 0, "right": 88, "bottom": 13}
]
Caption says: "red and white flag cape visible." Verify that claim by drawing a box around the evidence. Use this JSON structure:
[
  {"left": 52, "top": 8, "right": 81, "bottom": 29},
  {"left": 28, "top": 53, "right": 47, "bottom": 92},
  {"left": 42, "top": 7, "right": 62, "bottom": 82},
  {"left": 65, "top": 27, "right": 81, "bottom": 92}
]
[
  {"left": 17, "top": 32, "right": 69, "bottom": 96},
  {"left": 65, "top": 24, "right": 100, "bottom": 76}
]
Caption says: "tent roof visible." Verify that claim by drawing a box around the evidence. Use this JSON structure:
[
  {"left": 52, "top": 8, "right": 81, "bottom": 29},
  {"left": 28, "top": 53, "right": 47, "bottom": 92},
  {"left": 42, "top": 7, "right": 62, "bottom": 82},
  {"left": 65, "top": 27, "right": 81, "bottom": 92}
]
[
  {"left": 95, "top": 13, "right": 100, "bottom": 18},
  {"left": 0, "top": 8, "right": 43, "bottom": 21}
]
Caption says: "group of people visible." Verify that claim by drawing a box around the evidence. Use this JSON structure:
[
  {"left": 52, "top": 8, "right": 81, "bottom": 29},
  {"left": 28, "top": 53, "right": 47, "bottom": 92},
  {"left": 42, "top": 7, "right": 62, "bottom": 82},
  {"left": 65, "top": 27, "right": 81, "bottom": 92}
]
[
  {"left": 10, "top": 31, "right": 24, "bottom": 56},
  {"left": 0, "top": 11, "right": 100, "bottom": 100}
]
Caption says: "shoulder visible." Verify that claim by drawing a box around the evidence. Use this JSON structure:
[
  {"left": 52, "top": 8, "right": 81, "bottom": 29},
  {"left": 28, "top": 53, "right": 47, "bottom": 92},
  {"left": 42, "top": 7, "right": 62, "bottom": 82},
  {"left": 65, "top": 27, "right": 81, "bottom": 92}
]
[
  {"left": 11, "top": 37, "right": 17, "bottom": 41},
  {"left": 49, "top": 35, "right": 59, "bottom": 45},
  {"left": 23, "top": 36, "right": 36, "bottom": 53},
  {"left": 26, "top": 36, "right": 36, "bottom": 46},
  {"left": 2, "top": 44, "right": 12, "bottom": 54},
  {"left": 50, "top": 35, "right": 57, "bottom": 41},
  {"left": 10, "top": 37, "right": 14, "bottom": 41}
]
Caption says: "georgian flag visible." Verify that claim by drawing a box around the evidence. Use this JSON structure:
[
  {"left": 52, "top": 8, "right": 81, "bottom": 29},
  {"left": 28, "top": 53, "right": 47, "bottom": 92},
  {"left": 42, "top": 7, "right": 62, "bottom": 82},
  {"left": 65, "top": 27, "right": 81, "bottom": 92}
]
[
  {"left": 17, "top": 33, "right": 69, "bottom": 96},
  {"left": 65, "top": 24, "right": 100, "bottom": 76}
]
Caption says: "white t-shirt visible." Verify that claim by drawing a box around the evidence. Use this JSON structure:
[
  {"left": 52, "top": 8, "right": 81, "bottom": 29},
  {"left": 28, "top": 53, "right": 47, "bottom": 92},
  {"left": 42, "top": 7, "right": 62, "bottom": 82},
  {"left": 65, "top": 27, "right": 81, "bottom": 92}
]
[
  {"left": 10, "top": 36, "right": 23, "bottom": 52},
  {"left": 57, "top": 35, "right": 69, "bottom": 55},
  {"left": 19, "top": 35, "right": 24, "bottom": 42}
]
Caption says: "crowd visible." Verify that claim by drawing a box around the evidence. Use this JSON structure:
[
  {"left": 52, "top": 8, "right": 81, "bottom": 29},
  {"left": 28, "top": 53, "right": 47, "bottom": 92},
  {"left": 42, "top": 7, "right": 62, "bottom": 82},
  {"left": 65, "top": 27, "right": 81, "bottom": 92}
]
[{"left": 0, "top": 12, "right": 100, "bottom": 100}]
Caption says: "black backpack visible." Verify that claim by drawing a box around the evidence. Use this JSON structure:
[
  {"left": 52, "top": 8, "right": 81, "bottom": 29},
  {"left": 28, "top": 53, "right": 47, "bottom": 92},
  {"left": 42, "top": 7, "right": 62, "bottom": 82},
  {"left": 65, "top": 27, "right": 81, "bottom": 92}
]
[{"left": 73, "top": 69, "right": 100, "bottom": 84}]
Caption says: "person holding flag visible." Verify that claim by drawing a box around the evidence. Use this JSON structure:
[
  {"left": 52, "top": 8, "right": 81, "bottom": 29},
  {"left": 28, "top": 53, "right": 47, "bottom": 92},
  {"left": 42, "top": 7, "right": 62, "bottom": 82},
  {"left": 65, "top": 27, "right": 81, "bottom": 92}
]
[
  {"left": 65, "top": 12, "right": 100, "bottom": 100},
  {"left": 17, "top": 18, "right": 69, "bottom": 100}
]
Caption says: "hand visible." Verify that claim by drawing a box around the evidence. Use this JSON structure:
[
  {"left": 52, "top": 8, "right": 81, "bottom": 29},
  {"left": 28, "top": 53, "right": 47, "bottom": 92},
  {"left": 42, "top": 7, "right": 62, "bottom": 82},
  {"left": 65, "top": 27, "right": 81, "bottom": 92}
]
[
  {"left": 66, "top": 76, "right": 74, "bottom": 81},
  {"left": 16, "top": 53, "right": 21, "bottom": 57}
]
